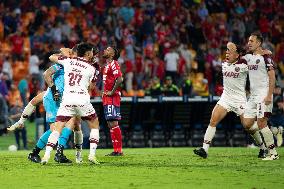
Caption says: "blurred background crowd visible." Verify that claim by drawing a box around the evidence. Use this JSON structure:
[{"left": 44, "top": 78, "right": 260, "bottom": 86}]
[{"left": 1, "top": 0, "right": 284, "bottom": 148}]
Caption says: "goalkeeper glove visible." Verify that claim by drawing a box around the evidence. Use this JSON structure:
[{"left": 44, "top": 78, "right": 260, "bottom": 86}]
[{"left": 51, "top": 85, "right": 60, "bottom": 101}]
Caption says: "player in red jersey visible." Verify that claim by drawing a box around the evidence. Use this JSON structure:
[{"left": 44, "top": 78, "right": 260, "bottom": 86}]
[{"left": 102, "top": 46, "right": 124, "bottom": 156}]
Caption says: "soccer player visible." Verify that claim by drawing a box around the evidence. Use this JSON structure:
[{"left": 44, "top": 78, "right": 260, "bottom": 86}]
[
  {"left": 7, "top": 46, "right": 84, "bottom": 163},
  {"left": 41, "top": 42, "right": 100, "bottom": 164},
  {"left": 242, "top": 32, "right": 279, "bottom": 160},
  {"left": 102, "top": 46, "right": 124, "bottom": 156},
  {"left": 194, "top": 42, "right": 266, "bottom": 158}
]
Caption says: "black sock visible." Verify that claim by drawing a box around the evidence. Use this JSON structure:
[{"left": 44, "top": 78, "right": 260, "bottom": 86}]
[
  {"left": 56, "top": 144, "right": 64, "bottom": 155},
  {"left": 32, "top": 146, "right": 41, "bottom": 155}
]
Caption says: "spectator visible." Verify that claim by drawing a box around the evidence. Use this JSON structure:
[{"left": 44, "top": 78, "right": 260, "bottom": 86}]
[
  {"left": 0, "top": 93, "right": 8, "bottom": 135},
  {"left": 9, "top": 31, "right": 24, "bottom": 61},
  {"left": 181, "top": 75, "right": 193, "bottom": 97},
  {"left": 149, "top": 77, "right": 162, "bottom": 96},
  {"left": 8, "top": 84, "right": 23, "bottom": 107},
  {"left": 178, "top": 43, "right": 193, "bottom": 74},
  {"left": 118, "top": 2, "right": 135, "bottom": 24},
  {"left": 29, "top": 51, "right": 40, "bottom": 76},
  {"left": 164, "top": 46, "right": 179, "bottom": 84},
  {"left": 2, "top": 56, "right": 13, "bottom": 80},
  {"left": 162, "top": 76, "right": 179, "bottom": 96},
  {"left": 0, "top": 72, "right": 9, "bottom": 100},
  {"left": 18, "top": 75, "right": 29, "bottom": 106},
  {"left": 9, "top": 103, "right": 27, "bottom": 150}
]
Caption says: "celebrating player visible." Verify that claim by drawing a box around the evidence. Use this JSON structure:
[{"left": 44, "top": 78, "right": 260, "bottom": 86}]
[
  {"left": 41, "top": 42, "right": 100, "bottom": 164},
  {"left": 242, "top": 32, "right": 279, "bottom": 160},
  {"left": 7, "top": 46, "right": 84, "bottom": 163},
  {"left": 194, "top": 42, "right": 266, "bottom": 158},
  {"left": 102, "top": 46, "right": 124, "bottom": 156}
]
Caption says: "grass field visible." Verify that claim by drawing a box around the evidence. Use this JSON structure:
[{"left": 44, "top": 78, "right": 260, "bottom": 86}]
[{"left": 0, "top": 148, "right": 283, "bottom": 189}]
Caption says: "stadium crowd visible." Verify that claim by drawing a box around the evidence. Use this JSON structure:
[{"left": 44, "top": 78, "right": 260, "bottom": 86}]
[{"left": 0, "top": 0, "right": 284, "bottom": 140}]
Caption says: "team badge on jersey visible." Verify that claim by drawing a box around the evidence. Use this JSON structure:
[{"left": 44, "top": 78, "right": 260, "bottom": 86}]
[
  {"left": 256, "top": 59, "right": 260, "bottom": 64},
  {"left": 235, "top": 67, "right": 240, "bottom": 72}
]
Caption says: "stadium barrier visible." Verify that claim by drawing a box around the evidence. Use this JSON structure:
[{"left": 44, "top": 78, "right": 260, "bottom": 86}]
[
  {"left": 89, "top": 96, "right": 248, "bottom": 148},
  {"left": 35, "top": 96, "right": 249, "bottom": 148}
]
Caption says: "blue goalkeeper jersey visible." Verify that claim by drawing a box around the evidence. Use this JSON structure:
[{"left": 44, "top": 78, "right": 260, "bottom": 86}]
[{"left": 45, "top": 64, "right": 65, "bottom": 100}]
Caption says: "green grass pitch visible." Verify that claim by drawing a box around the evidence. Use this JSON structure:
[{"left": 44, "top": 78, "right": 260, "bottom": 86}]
[{"left": 0, "top": 147, "right": 283, "bottom": 189}]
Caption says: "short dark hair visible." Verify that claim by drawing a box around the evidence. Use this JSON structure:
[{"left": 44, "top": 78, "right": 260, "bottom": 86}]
[
  {"left": 251, "top": 32, "right": 264, "bottom": 44},
  {"left": 235, "top": 44, "right": 246, "bottom": 56},
  {"left": 112, "top": 46, "right": 120, "bottom": 60},
  {"left": 77, "top": 42, "right": 94, "bottom": 57},
  {"left": 93, "top": 46, "right": 99, "bottom": 55},
  {"left": 72, "top": 44, "right": 79, "bottom": 53}
]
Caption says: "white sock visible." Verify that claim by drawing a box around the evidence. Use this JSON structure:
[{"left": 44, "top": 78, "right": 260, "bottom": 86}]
[
  {"left": 44, "top": 131, "right": 60, "bottom": 157},
  {"left": 74, "top": 130, "right": 83, "bottom": 152},
  {"left": 202, "top": 126, "right": 216, "bottom": 153},
  {"left": 278, "top": 126, "right": 283, "bottom": 134},
  {"left": 89, "top": 129, "right": 99, "bottom": 157},
  {"left": 19, "top": 102, "right": 36, "bottom": 124},
  {"left": 271, "top": 126, "right": 278, "bottom": 136},
  {"left": 260, "top": 127, "right": 277, "bottom": 155},
  {"left": 249, "top": 122, "right": 266, "bottom": 150}
]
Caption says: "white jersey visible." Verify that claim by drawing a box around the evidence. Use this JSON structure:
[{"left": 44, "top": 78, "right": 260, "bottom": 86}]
[
  {"left": 57, "top": 56, "right": 96, "bottom": 104},
  {"left": 243, "top": 54, "right": 274, "bottom": 96},
  {"left": 221, "top": 59, "right": 248, "bottom": 102}
]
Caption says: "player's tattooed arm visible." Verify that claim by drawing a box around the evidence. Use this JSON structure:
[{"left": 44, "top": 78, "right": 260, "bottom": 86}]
[
  {"left": 104, "top": 76, "right": 123, "bottom": 96},
  {"left": 43, "top": 66, "right": 60, "bottom": 101}
]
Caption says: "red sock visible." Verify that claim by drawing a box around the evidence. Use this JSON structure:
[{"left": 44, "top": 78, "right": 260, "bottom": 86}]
[
  {"left": 112, "top": 126, "right": 122, "bottom": 153},
  {"left": 110, "top": 128, "right": 118, "bottom": 152}
]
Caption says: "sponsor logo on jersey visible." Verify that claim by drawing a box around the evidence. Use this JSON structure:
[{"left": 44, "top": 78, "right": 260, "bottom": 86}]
[
  {"left": 235, "top": 67, "right": 240, "bottom": 72},
  {"left": 223, "top": 71, "right": 239, "bottom": 78},
  {"left": 248, "top": 65, "right": 258, "bottom": 70},
  {"left": 256, "top": 59, "right": 260, "bottom": 64}
]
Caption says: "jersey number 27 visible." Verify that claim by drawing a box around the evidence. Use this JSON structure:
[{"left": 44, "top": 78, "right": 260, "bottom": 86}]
[{"left": 68, "top": 72, "right": 82, "bottom": 86}]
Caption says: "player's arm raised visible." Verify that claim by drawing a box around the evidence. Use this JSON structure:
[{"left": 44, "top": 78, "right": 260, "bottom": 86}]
[
  {"left": 264, "top": 55, "right": 275, "bottom": 105},
  {"left": 43, "top": 66, "right": 60, "bottom": 101}
]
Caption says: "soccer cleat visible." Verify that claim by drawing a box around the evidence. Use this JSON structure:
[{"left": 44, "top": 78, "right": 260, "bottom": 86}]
[
  {"left": 193, "top": 148, "right": 208, "bottom": 158},
  {"left": 115, "top": 152, "right": 124, "bottom": 156},
  {"left": 88, "top": 156, "right": 100, "bottom": 164},
  {"left": 276, "top": 132, "right": 283, "bottom": 147},
  {"left": 7, "top": 121, "right": 24, "bottom": 131},
  {"left": 75, "top": 151, "right": 83, "bottom": 164},
  {"left": 41, "top": 155, "right": 50, "bottom": 165},
  {"left": 262, "top": 154, "right": 279, "bottom": 161},
  {"left": 54, "top": 153, "right": 72, "bottom": 163},
  {"left": 105, "top": 151, "right": 117, "bottom": 156},
  {"left": 258, "top": 149, "right": 267, "bottom": 158},
  {"left": 28, "top": 153, "right": 41, "bottom": 163}
]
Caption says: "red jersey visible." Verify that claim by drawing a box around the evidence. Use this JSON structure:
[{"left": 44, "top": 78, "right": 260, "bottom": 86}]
[{"left": 102, "top": 60, "right": 122, "bottom": 106}]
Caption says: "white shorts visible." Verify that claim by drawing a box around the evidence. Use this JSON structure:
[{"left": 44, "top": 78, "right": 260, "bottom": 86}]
[
  {"left": 56, "top": 101, "right": 97, "bottom": 121},
  {"left": 244, "top": 96, "right": 273, "bottom": 119},
  {"left": 217, "top": 95, "right": 246, "bottom": 116}
]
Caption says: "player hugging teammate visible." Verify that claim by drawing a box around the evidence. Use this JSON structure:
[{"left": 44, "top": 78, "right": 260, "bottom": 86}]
[{"left": 194, "top": 32, "right": 279, "bottom": 160}]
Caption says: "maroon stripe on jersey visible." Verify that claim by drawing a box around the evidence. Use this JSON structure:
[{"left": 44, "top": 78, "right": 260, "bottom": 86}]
[
  {"left": 236, "top": 58, "right": 247, "bottom": 65},
  {"left": 56, "top": 116, "right": 72, "bottom": 122},
  {"left": 81, "top": 113, "right": 97, "bottom": 121},
  {"left": 264, "top": 112, "right": 272, "bottom": 118},
  {"left": 263, "top": 55, "right": 275, "bottom": 71},
  {"left": 75, "top": 57, "right": 90, "bottom": 63},
  {"left": 58, "top": 55, "right": 68, "bottom": 60}
]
